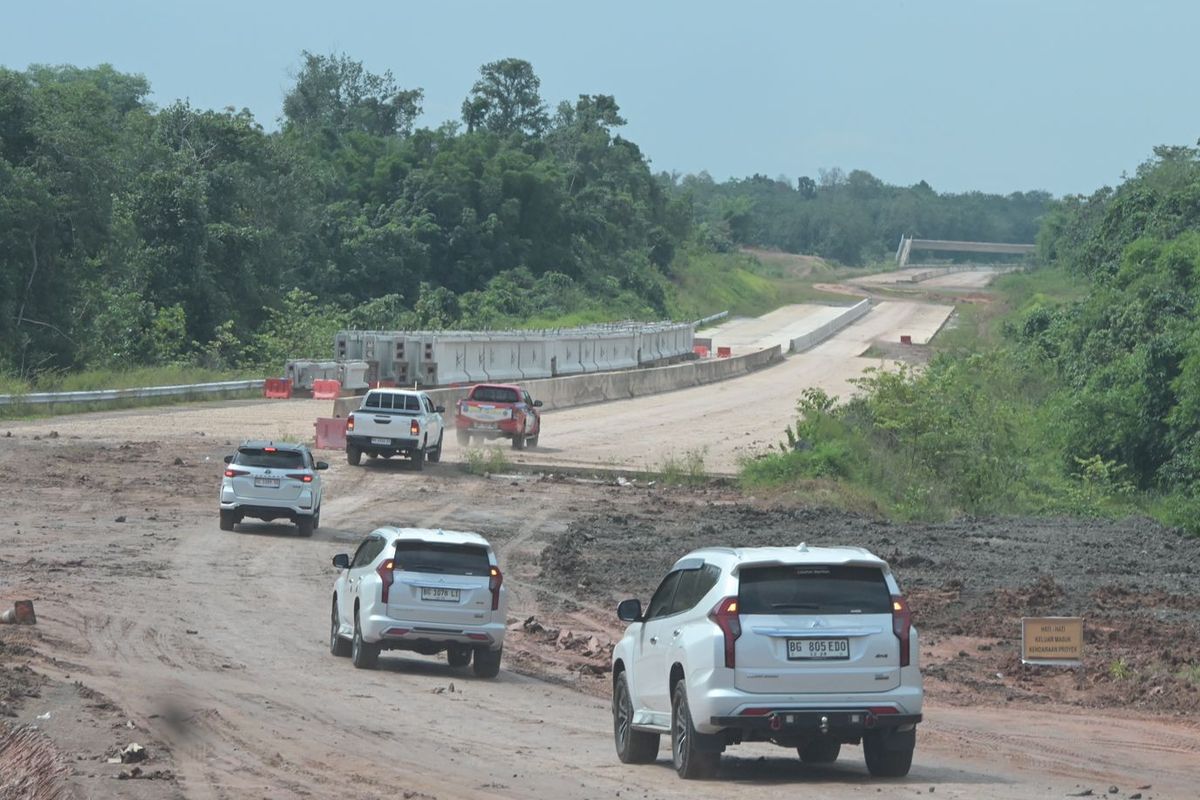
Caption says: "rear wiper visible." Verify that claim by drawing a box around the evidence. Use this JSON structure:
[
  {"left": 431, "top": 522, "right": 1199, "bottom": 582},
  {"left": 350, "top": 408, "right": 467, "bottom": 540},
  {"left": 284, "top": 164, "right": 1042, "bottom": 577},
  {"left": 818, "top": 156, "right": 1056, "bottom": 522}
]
[{"left": 771, "top": 602, "right": 821, "bottom": 610}]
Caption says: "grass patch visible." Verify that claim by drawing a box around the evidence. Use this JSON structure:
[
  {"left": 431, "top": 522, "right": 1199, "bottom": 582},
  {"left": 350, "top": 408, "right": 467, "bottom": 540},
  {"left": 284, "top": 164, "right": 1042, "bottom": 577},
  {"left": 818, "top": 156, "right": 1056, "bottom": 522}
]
[
  {"left": 669, "top": 249, "right": 851, "bottom": 321},
  {"left": 463, "top": 447, "right": 511, "bottom": 475},
  {"left": 653, "top": 448, "right": 709, "bottom": 487}
]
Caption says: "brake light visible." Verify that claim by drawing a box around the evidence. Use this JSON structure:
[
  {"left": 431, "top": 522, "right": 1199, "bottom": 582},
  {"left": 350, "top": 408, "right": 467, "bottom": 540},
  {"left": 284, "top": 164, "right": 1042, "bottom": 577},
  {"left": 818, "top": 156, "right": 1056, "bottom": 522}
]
[
  {"left": 410, "top": 419, "right": 420, "bottom": 436},
  {"left": 709, "top": 596, "right": 741, "bottom": 668},
  {"left": 264, "top": 447, "right": 277, "bottom": 453},
  {"left": 488, "top": 566, "right": 503, "bottom": 611},
  {"left": 346, "top": 414, "right": 355, "bottom": 431},
  {"left": 378, "top": 559, "right": 395, "bottom": 604},
  {"left": 892, "top": 595, "right": 912, "bottom": 667},
  {"left": 286, "top": 473, "right": 314, "bottom": 482},
  {"left": 224, "top": 468, "right": 249, "bottom": 478}
]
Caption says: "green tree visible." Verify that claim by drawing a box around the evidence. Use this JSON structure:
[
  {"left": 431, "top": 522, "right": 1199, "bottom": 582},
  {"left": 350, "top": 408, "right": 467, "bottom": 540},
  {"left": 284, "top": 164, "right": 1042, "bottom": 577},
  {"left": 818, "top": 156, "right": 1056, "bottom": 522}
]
[{"left": 461, "top": 58, "right": 548, "bottom": 136}]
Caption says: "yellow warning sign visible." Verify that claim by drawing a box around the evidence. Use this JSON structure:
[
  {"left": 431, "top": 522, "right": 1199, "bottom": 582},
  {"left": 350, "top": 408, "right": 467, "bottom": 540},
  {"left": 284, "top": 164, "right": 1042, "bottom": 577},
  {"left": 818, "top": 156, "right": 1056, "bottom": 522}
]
[{"left": 1021, "top": 617, "right": 1084, "bottom": 665}]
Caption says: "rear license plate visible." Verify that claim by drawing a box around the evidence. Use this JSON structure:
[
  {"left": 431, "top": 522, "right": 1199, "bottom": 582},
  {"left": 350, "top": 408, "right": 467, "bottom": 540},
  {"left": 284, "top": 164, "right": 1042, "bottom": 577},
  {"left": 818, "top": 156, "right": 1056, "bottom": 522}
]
[
  {"left": 421, "top": 587, "right": 460, "bottom": 602},
  {"left": 787, "top": 638, "right": 849, "bottom": 660},
  {"left": 253, "top": 476, "right": 280, "bottom": 488},
  {"left": 370, "top": 437, "right": 391, "bottom": 445}
]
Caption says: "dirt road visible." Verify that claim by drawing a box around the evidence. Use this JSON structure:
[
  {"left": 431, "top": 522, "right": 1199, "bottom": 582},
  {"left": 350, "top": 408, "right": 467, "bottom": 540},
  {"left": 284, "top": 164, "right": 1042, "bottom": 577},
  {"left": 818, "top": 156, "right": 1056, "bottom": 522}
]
[
  {"left": 3, "top": 281, "right": 1197, "bottom": 799},
  {"left": 2, "top": 434, "right": 1197, "bottom": 799}
]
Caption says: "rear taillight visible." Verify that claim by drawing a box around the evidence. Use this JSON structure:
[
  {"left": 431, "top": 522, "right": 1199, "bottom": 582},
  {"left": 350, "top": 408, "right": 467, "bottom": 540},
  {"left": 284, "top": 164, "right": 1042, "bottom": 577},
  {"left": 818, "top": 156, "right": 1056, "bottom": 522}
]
[
  {"left": 346, "top": 414, "right": 355, "bottom": 431},
  {"left": 488, "top": 566, "right": 503, "bottom": 611},
  {"left": 410, "top": 419, "right": 420, "bottom": 436},
  {"left": 224, "top": 468, "right": 249, "bottom": 478},
  {"left": 377, "top": 558, "right": 395, "bottom": 604},
  {"left": 286, "top": 473, "right": 314, "bottom": 482},
  {"left": 892, "top": 595, "right": 912, "bottom": 667},
  {"left": 709, "top": 596, "right": 741, "bottom": 668}
]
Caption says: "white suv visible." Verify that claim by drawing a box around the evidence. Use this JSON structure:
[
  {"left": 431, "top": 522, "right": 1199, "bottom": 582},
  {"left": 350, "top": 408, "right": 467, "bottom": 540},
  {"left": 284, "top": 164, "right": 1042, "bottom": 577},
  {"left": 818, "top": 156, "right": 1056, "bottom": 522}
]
[
  {"left": 329, "top": 527, "right": 507, "bottom": 677},
  {"left": 611, "top": 545, "right": 921, "bottom": 780},
  {"left": 219, "top": 441, "right": 328, "bottom": 535}
]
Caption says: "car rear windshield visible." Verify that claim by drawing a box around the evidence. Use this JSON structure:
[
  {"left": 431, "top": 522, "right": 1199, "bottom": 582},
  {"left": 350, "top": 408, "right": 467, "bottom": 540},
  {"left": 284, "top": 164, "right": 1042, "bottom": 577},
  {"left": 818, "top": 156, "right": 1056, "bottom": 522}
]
[
  {"left": 234, "top": 448, "right": 305, "bottom": 469},
  {"left": 393, "top": 541, "right": 491, "bottom": 576},
  {"left": 738, "top": 565, "right": 891, "bottom": 615},
  {"left": 363, "top": 392, "right": 421, "bottom": 411},
  {"left": 471, "top": 386, "right": 520, "bottom": 403}
]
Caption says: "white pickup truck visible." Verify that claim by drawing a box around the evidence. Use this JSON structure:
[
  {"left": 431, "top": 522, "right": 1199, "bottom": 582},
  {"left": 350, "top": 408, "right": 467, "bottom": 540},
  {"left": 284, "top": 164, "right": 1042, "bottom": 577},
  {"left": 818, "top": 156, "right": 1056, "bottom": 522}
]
[{"left": 345, "top": 389, "right": 446, "bottom": 470}]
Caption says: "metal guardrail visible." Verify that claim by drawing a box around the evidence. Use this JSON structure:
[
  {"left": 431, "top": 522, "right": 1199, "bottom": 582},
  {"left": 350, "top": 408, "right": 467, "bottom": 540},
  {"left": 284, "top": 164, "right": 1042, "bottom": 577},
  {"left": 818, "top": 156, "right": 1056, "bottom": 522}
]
[
  {"left": 0, "top": 380, "right": 265, "bottom": 408},
  {"left": 694, "top": 311, "right": 730, "bottom": 328}
]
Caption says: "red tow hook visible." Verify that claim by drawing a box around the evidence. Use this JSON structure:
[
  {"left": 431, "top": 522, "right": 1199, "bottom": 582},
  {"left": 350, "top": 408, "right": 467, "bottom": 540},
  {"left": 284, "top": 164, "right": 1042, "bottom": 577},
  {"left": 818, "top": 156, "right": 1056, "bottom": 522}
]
[
  {"left": 864, "top": 711, "right": 877, "bottom": 729},
  {"left": 768, "top": 714, "right": 783, "bottom": 732}
]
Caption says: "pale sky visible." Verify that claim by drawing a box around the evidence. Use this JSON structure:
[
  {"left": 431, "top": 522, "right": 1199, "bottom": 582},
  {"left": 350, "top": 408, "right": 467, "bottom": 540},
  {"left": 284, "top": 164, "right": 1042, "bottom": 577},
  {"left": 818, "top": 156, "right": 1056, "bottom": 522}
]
[{"left": 4, "top": 0, "right": 1198, "bottom": 196}]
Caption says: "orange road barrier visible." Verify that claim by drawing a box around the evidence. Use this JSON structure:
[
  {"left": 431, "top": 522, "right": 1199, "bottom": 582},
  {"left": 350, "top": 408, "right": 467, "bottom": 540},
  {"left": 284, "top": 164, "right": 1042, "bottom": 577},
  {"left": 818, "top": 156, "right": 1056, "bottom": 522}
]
[
  {"left": 313, "top": 417, "right": 348, "bottom": 450},
  {"left": 264, "top": 378, "right": 293, "bottom": 399},
  {"left": 312, "top": 379, "right": 342, "bottom": 400}
]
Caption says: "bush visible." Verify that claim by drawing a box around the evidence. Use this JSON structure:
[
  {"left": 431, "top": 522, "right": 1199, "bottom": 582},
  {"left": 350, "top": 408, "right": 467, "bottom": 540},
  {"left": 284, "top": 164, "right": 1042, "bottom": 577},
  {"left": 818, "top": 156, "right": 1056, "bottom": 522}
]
[{"left": 463, "top": 447, "right": 510, "bottom": 475}]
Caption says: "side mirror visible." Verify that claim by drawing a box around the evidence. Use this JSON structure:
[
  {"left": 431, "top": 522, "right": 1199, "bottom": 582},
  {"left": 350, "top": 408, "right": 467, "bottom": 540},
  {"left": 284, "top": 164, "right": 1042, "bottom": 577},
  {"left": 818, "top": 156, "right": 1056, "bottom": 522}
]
[
  {"left": 223, "top": 455, "right": 233, "bottom": 464},
  {"left": 617, "top": 598, "right": 643, "bottom": 622},
  {"left": 315, "top": 461, "right": 329, "bottom": 470},
  {"left": 332, "top": 553, "right": 350, "bottom": 570},
  {"left": 435, "top": 405, "right": 446, "bottom": 413},
  {"left": 533, "top": 400, "right": 543, "bottom": 408}
]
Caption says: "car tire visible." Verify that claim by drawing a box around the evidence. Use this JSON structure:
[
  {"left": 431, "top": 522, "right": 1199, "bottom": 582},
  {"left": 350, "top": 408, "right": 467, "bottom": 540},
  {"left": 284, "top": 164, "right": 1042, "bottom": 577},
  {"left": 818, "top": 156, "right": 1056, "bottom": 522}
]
[
  {"left": 863, "top": 730, "right": 914, "bottom": 778},
  {"left": 457, "top": 429, "right": 469, "bottom": 446},
  {"left": 411, "top": 445, "right": 425, "bottom": 471},
  {"left": 429, "top": 433, "right": 443, "bottom": 463},
  {"left": 472, "top": 645, "right": 502, "bottom": 678},
  {"left": 798, "top": 738, "right": 841, "bottom": 764},
  {"left": 351, "top": 609, "right": 379, "bottom": 669},
  {"left": 219, "top": 510, "right": 237, "bottom": 531},
  {"left": 330, "top": 598, "right": 351, "bottom": 657},
  {"left": 671, "top": 682, "right": 719, "bottom": 779},
  {"left": 296, "top": 515, "right": 314, "bottom": 537},
  {"left": 446, "top": 645, "right": 472, "bottom": 668},
  {"left": 313, "top": 507, "right": 321, "bottom": 530},
  {"left": 511, "top": 432, "right": 525, "bottom": 450},
  {"left": 347, "top": 446, "right": 362, "bottom": 467},
  {"left": 613, "top": 672, "right": 659, "bottom": 764},
  {"left": 528, "top": 431, "right": 539, "bottom": 448}
]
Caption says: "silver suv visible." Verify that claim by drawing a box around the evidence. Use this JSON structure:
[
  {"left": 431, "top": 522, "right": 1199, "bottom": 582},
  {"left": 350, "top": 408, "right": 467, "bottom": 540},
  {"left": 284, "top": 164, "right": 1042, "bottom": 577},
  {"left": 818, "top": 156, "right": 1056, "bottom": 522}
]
[
  {"left": 219, "top": 441, "right": 328, "bottom": 535},
  {"left": 329, "top": 527, "right": 507, "bottom": 677},
  {"left": 611, "top": 545, "right": 922, "bottom": 779}
]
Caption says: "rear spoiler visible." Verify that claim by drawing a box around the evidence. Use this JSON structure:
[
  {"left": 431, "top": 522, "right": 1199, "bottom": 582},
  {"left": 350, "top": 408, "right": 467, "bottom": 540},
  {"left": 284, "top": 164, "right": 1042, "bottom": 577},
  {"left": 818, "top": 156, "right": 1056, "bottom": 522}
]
[{"left": 730, "top": 558, "right": 889, "bottom": 576}]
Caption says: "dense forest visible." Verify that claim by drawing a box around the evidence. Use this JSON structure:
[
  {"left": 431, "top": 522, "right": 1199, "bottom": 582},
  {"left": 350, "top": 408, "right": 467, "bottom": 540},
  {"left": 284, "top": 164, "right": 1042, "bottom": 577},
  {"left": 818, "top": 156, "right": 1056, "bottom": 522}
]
[
  {"left": 745, "top": 142, "right": 1200, "bottom": 532},
  {"left": 0, "top": 54, "right": 1047, "bottom": 382},
  {"left": 674, "top": 170, "right": 1050, "bottom": 264}
]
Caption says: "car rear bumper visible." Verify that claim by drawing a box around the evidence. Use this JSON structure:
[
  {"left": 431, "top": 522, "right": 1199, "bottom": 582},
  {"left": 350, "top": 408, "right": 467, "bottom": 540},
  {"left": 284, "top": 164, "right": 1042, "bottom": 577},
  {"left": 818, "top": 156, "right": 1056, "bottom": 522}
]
[
  {"left": 361, "top": 612, "right": 506, "bottom": 651},
  {"left": 710, "top": 709, "right": 921, "bottom": 736},
  {"left": 455, "top": 419, "right": 519, "bottom": 434},
  {"left": 220, "top": 502, "right": 312, "bottom": 520},
  {"left": 347, "top": 434, "right": 420, "bottom": 454},
  {"left": 690, "top": 681, "right": 923, "bottom": 735}
]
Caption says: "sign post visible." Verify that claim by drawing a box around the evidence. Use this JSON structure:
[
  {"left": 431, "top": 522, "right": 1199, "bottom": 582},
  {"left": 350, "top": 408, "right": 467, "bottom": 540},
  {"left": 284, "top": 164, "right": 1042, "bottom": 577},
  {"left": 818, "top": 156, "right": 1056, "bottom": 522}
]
[{"left": 1020, "top": 617, "right": 1084, "bottom": 666}]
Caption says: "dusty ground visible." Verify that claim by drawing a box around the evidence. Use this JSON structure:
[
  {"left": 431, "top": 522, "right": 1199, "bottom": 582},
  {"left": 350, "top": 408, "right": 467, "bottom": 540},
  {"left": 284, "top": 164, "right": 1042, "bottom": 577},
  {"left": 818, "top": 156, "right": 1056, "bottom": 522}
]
[
  {"left": 2, "top": 267, "right": 1197, "bottom": 798},
  {"left": 1, "top": 429, "right": 1198, "bottom": 799}
]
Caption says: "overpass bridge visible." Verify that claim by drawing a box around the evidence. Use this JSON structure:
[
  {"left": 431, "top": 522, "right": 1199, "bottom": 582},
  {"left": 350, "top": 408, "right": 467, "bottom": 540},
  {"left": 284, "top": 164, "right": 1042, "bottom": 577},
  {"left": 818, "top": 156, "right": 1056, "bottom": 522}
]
[{"left": 896, "top": 236, "right": 1036, "bottom": 266}]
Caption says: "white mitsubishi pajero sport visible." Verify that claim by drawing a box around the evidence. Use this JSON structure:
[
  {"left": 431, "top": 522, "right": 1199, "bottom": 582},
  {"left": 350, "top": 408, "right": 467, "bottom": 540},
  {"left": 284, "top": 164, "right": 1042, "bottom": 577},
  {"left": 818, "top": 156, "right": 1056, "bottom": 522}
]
[{"left": 611, "top": 545, "right": 922, "bottom": 779}]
